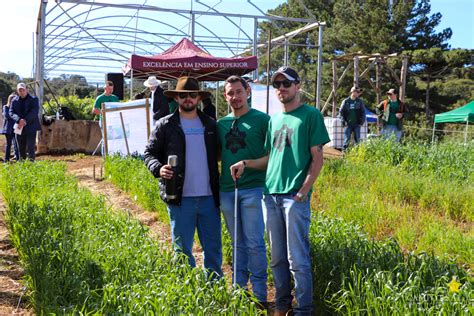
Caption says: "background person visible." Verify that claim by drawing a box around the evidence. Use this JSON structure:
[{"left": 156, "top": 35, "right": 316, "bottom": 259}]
[
  {"left": 144, "top": 76, "right": 222, "bottom": 279},
  {"left": 338, "top": 86, "right": 366, "bottom": 150},
  {"left": 144, "top": 75, "right": 171, "bottom": 123},
  {"left": 9, "top": 83, "right": 41, "bottom": 161},
  {"left": 217, "top": 75, "right": 269, "bottom": 306},
  {"left": 91, "top": 81, "right": 119, "bottom": 116},
  {"left": 1, "top": 93, "right": 19, "bottom": 162},
  {"left": 376, "top": 88, "right": 406, "bottom": 141}
]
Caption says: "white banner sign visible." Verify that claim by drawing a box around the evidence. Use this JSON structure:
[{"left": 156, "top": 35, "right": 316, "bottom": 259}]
[{"left": 249, "top": 83, "right": 281, "bottom": 116}]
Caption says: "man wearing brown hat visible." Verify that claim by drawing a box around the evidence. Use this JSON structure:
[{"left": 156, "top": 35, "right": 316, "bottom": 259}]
[
  {"left": 338, "top": 86, "right": 366, "bottom": 150},
  {"left": 144, "top": 76, "right": 222, "bottom": 279},
  {"left": 376, "top": 88, "right": 406, "bottom": 142}
]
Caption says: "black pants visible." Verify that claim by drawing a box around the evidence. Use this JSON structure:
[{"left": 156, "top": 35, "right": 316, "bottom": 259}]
[{"left": 16, "top": 132, "right": 37, "bottom": 161}]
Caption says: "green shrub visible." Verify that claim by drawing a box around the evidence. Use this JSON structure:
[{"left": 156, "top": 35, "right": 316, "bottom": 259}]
[{"left": 43, "top": 95, "right": 96, "bottom": 120}]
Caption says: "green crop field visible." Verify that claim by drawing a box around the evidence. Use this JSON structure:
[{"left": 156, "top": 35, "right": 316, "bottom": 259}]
[{"left": 0, "top": 139, "right": 472, "bottom": 314}]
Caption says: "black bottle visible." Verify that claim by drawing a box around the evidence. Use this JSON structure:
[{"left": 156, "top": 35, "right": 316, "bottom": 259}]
[{"left": 165, "top": 155, "right": 178, "bottom": 200}]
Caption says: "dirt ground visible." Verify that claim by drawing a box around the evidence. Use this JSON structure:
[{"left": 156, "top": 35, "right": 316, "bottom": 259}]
[{"left": 0, "top": 136, "right": 340, "bottom": 314}]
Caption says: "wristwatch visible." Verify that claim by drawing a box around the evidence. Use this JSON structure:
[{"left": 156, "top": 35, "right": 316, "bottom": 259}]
[{"left": 296, "top": 192, "right": 307, "bottom": 201}]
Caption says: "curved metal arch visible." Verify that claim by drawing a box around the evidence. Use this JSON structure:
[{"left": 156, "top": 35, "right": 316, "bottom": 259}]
[
  {"left": 195, "top": 0, "right": 252, "bottom": 42},
  {"left": 45, "top": 29, "right": 169, "bottom": 65},
  {"left": 45, "top": 50, "right": 126, "bottom": 74},
  {"left": 45, "top": 13, "right": 185, "bottom": 50}
]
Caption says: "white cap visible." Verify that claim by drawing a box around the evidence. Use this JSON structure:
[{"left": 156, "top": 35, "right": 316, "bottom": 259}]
[{"left": 17, "top": 83, "right": 27, "bottom": 90}]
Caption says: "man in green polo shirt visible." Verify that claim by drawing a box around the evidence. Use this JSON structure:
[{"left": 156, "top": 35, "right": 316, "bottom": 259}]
[
  {"left": 217, "top": 75, "right": 269, "bottom": 307},
  {"left": 230, "top": 66, "right": 330, "bottom": 315},
  {"left": 376, "top": 88, "right": 406, "bottom": 142}
]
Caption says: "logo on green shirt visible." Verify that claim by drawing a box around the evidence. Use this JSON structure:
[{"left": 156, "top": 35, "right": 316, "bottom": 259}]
[
  {"left": 225, "top": 123, "right": 247, "bottom": 154},
  {"left": 273, "top": 124, "right": 293, "bottom": 152}
]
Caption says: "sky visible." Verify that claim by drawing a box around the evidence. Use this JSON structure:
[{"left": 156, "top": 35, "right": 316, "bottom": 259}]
[{"left": 0, "top": 0, "right": 472, "bottom": 79}]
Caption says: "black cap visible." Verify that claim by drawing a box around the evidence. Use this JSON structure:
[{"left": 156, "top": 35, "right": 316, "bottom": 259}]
[{"left": 271, "top": 66, "right": 300, "bottom": 83}]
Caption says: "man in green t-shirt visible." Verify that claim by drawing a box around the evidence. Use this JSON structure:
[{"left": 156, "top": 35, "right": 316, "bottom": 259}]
[
  {"left": 230, "top": 66, "right": 330, "bottom": 315},
  {"left": 217, "top": 75, "right": 269, "bottom": 307},
  {"left": 91, "top": 81, "right": 120, "bottom": 117},
  {"left": 376, "top": 88, "right": 406, "bottom": 142},
  {"left": 338, "top": 86, "right": 366, "bottom": 150},
  {"left": 91, "top": 81, "right": 119, "bottom": 155}
]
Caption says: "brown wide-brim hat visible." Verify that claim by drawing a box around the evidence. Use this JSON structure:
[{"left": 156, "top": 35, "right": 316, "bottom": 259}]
[{"left": 164, "top": 76, "right": 211, "bottom": 98}]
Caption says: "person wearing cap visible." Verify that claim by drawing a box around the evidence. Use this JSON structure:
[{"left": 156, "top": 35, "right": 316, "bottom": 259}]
[
  {"left": 230, "top": 66, "right": 330, "bottom": 315},
  {"left": 143, "top": 75, "right": 170, "bottom": 123},
  {"left": 338, "top": 86, "right": 366, "bottom": 150},
  {"left": 9, "top": 83, "right": 42, "bottom": 161},
  {"left": 376, "top": 88, "right": 406, "bottom": 141},
  {"left": 217, "top": 75, "right": 269, "bottom": 307},
  {"left": 144, "top": 76, "right": 222, "bottom": 279},
  {"left": 91, "top": 81, "right": 119, "bottom": 116}
]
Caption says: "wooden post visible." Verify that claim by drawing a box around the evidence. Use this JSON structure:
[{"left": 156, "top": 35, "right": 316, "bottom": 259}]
[
  {"left": 101, "top": 103, "right": 108, "bottom": 156},
  {"left": 353, "top": 55, "right": 360, "bottom": 88},
  {"left": 119, "top": 112, "right": 130, "bottom": 155},
  {"left": 400, "top": 56, "right": 409, "bottom": 102},
  {"left": 332, "top": 59, "right": 337, "bottom": 117},
  {"left": 93, "top": 164, "right": 96, "bottom": 181},
  {"left": 375, "top": 57, "right": 381, "bottom": 105}
]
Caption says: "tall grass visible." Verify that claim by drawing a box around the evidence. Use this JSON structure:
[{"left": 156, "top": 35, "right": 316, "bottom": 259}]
[
  {"left": 310, "top": 214, "right": 472, "bottom": 314},
  {"left": 317, "top": 148, "right": 473, "bottom": 264},
  {"left": 348, "top": 138, "right": 474, "bottom": 182},
  {"left": 0, "top": 161, "right": 257, "bottom": 314},
  {"left": 104, "top": 154, "right": 168, "bottom": 222}
]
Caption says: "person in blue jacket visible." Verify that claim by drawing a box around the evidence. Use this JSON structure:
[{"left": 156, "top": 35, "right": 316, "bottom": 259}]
[
  {"left": 1, "top": 93, "right": 19, "bottom": 162},
  {"left": 9, "top": 83, "right": 41, "bottom": 161}
]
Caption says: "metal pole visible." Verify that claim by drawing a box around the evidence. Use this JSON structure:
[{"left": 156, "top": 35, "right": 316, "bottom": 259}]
[
  {"left": 191, "top": 13, "right": 195, "bottom": 42},
  {"left": 316, "top": 24, "right": 324, "bottom": 110},
  {"left": 284, "top": 37, "right": 288, "bottom": 66},
  {"left": 332, "top": 59, "right": 337, "bottom": 117},
  {"left": 266, "top": 30, "right": 272, "bottom": 114},
  {"left": 431, "top": 121, "right": 436, "bottom": 144},
  {"left": 464, "top": 121, "right": 469, "bottom": 144},
  {"left": 130, "top": 69, "right": 134, "bottom": 100},
  {"left": 36, "top": 0, "right": 48, "bottom": 111},
  {"left": 233, "top": 180, "right": 238, "bottom": 287},
  {"left": 253, "top": 18, "right": 259, "bottom": 81}
]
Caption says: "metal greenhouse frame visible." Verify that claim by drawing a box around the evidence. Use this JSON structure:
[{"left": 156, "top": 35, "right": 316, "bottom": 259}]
[{"left": 35, "top": 0, "right": 325, "bottom": 107}]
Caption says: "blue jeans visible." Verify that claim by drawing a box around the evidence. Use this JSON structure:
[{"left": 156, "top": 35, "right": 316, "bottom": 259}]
[
  {"left": 167, "top": 196, "right": 223, "bottom": 278},
  {"left": 263, "top": 194, "right": 312, "bottom": 315},
  {"left": 220, "top": 187, "right": 268, "bottom": 302},
  {"left": 4, "top": 134, "right": 19, "bottom": 161},
  {"left": 381, "top": 125, "right": 402, "bottom": 142},
  {"left": 343, "top": 125, "right": 361, "bottom": 149}
]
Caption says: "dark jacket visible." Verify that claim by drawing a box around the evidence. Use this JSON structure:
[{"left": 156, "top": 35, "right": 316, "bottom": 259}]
[
  {"left": 152, "top": 86, "right": 171, "bottom": 121},
  {"left": 9, "top": 94, "right": 41, "bottom": 133},
  {"left": 1, "top": 105, "right": 15, "bottom": 135},
  {"left": 144, "top": 109, "right": 220, "bottom": 207},
  {"left": 338, "top": 97, "right": 366, "bottom": 126}
]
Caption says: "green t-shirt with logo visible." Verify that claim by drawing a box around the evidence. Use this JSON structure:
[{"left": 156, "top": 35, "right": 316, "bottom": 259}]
[
  {"left": 217, "top": 108, "right": 270, "bottom": 192},
  {"left": 347, "top": 99, "right": 358, "bottom": 126},
  {"left": 387, "top": 100, "right": 400, "bottom": 126},
  {"left": 264, "top": 104, "right": 330, "bottom": 195}
]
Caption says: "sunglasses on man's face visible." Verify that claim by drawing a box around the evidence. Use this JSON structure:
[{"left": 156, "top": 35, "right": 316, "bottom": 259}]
[
  {"left": 178, "top": 92, "right": 199, "bottom": 99},
  {"left": 272, "top": 80, "right": 295, "bottom": 89}
]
